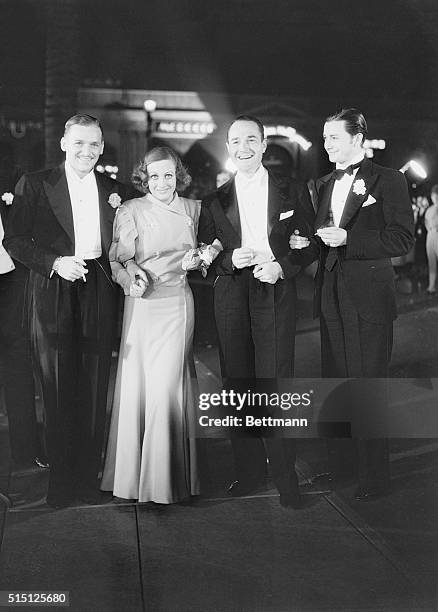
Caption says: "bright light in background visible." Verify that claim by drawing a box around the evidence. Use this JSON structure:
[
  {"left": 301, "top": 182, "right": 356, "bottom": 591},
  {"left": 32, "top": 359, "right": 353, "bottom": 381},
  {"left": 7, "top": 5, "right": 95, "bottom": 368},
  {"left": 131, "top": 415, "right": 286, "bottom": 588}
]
[
  {"left": 399, "top": 159, "right": 427, "bottom": 179},
  {"left": 225, "top": 158, "right": 237, "bottom": 173},
  {"left": 265, "top": 125, "right": 312, "bottom": 150},
  {"left": 224, "top": 124, "right": 312, "bottom": 172},
  {"left": 143, "top": 99, "right": 157, "bottom": 113},
  {"left": 363, "top": 138, "right": 386, "bottom": 159},
  {"left": 364, "top": 139, "right": 386, "bottom": 150},
  {"left": 96, "top": 164, "right": 119, "bottom": 179}
]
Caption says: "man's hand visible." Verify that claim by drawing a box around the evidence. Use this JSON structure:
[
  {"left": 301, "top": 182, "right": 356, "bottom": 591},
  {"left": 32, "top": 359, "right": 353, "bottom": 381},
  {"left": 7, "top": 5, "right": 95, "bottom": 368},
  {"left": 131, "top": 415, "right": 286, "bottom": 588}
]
[
  {"left": 55, "top": 256, "right": 88, "bottom": 282},
  {"left": 289, "top": 231, "right": 310, "bottom": 250},
  {"left": 253, "top": 261, "right": 283, "bottom": 284},
  {"left": 316, "top": 227, "right": 347, "bottom": 247},
  {"left": 125, "top": 260, "right": 149, "bottom": 285},
  {"left": 232, "top": 247, "right": 254, "bottom": 269}
]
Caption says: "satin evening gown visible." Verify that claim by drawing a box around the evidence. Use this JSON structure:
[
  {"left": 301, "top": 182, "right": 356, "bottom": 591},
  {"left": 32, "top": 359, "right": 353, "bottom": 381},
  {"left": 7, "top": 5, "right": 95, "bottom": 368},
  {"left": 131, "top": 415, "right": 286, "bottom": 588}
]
[{"left": 101, "top": 193, "right": 200, "bottom": 503}]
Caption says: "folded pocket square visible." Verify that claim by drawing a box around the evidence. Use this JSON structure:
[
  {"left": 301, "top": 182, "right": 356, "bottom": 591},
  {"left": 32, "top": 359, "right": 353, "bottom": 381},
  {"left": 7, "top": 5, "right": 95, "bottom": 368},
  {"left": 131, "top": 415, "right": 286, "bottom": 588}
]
[
  {"left": 279, "top": 210, "right": 294, "bottom": 220},
  {"left": 362, "top": 195, "right": 376, "bottom": 207}
]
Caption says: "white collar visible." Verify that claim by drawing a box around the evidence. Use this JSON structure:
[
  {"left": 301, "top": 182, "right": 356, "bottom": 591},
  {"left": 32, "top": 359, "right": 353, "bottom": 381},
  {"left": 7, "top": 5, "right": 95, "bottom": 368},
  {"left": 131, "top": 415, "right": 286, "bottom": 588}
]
[
  {"left": 336, "top": 153, "right": 365, "bottom": 171},
  {"left": 235, "top": 165, "right": 267, "bottom": 187},
  {"left": 64, "top": 162, "right": 96, "bottom": 184}
]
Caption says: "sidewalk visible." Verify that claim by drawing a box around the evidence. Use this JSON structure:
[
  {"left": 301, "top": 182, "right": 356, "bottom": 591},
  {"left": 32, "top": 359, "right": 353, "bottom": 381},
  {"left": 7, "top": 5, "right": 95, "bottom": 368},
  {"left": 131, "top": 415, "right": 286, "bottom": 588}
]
[
  {"left": 1, "top": 273, "right": 437, "bottom": 611},
  {"left": 1, "top": 442, "right": 434, "bottom": 611}
]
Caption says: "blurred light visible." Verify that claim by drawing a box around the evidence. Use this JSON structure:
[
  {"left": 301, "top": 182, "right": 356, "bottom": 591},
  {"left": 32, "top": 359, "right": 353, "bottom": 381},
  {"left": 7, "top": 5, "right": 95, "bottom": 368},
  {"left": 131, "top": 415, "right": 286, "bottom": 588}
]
[
  {"left": 364, "top": 139, "right": 386, "bottom": 150},
  {"left": 265, "top": 125, "right": 312, "bottom": 150},
  {"left": 97, "top": 164, "right": 118, "bottom": 177},
  {"left": 157, "top": 120, "right": 215, "bottom": 136},
  {"left": 225, "top": 158, "right": 237, "bottom": 173},
  {"left": 399, "top": 159, "right": 427, "bottom": 179},
  {"left": 104, "top": 165, "right": 119, "bottom": 174},
  {"left": 143, "top": 99, "right": 157, "bottom": 113}
]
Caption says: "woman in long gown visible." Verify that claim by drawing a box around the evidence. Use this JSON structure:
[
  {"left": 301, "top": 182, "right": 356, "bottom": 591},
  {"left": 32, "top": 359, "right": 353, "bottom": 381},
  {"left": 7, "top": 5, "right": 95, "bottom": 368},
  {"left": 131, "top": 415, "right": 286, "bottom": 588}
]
[
  {"left": 425, "top": 185, "right": 438, "bottom": 294},
  {"left": 101, "top": 147, "right": 200, "bottom": 503}
]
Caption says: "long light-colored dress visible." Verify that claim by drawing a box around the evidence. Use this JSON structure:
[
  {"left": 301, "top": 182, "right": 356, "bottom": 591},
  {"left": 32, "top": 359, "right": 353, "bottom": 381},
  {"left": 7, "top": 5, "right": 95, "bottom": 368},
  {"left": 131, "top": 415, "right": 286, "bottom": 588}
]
[
  {"left": 101, "top": 193, "right": 200, "bottom": 503},
  {"left": 425, "top": 203, "right": 438, "bottom": 291}
]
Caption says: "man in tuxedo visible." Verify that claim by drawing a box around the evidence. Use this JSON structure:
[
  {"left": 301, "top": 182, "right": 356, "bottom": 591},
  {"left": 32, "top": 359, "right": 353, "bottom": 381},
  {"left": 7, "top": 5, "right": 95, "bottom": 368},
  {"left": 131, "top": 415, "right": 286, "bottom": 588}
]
[
  {"left": 4, "top": 114, "right": 133, "bottom": 508},
  {"left": 1, "top": 195, "right": 42, "bottom": 471},
  {"left": 292, "top": 108, "right": 414, "bottom": 498},
  {"left": 198, "top": 115, "right": 317, "bottom": 507}
]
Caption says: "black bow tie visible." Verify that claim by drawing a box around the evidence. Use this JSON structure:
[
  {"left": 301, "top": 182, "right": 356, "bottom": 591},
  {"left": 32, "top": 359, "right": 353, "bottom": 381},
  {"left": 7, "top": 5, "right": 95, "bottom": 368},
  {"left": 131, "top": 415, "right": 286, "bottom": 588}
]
[{"left": 332, "top": 161, "right": 362, "bottom": 180}]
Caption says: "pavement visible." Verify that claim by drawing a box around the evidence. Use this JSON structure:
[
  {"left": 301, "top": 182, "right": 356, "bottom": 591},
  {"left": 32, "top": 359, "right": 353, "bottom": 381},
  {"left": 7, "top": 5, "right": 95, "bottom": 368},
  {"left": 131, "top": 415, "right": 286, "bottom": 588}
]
[{"left": 0, "top": 271, "right": 437, "bottom": 611}]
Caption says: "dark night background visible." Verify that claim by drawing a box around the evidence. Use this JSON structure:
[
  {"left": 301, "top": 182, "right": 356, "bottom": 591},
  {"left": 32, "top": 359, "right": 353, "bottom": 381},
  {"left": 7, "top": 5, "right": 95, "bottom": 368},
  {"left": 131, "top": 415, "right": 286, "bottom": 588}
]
[
  {"left": 1, "top": 4, "right": 438, "bottom": 609},
  {"left": 1, "top": 0, "right": 436, "bottom": 99},
  {"left": 1, "top": 0, "right": 438, "bottom": 182}
]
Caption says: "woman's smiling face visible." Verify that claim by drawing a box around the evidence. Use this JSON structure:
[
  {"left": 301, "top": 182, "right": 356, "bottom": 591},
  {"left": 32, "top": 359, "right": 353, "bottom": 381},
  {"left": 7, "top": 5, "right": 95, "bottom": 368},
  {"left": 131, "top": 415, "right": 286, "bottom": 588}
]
[{"left": 147, "top": 159, "right": 177, "bottom": 204}]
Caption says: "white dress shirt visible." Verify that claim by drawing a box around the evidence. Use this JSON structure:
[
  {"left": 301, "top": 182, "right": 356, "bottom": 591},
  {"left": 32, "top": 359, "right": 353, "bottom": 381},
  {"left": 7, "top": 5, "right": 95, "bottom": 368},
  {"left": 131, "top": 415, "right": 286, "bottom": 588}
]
[
  {"left": 331, "top": 155, "right": 365, "bottom": 227},
  {"left": 0, "top": 214, "right": 15, "bottom": 274},
  {"left": 235, "top": 165, "right": 274, "bottom": 264},
  {"left": 65, "top": 162, "right": 101, "bottom": 259}
]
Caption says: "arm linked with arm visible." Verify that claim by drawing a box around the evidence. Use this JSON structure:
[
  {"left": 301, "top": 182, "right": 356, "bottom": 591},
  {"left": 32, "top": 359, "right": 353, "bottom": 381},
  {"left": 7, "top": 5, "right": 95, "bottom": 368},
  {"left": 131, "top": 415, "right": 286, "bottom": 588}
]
[
  {"left": 109, "top": 205, "right": 145, "bottom": 295},
  {"left": 3, "top": 175, "right": 60, "bottom": 276},
  {"left": 198, "top": 198, "right": 235, "bottom": 275},
  {"left": 277, "top": 181, "right": 320, "bottom": 278}
]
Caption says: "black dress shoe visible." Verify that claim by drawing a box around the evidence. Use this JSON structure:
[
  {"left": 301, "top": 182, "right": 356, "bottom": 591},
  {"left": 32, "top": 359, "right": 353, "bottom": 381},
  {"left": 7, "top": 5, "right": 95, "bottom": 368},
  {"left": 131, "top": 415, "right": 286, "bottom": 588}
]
[
  {"left": 111, "top": 496, "right": 137, "bottom": 504},
  {"left": 227, "top": 479, "right": 266, "bottom": 497},
  {"left": 354, "top": 486, "right": 389, "bottom": 501}
]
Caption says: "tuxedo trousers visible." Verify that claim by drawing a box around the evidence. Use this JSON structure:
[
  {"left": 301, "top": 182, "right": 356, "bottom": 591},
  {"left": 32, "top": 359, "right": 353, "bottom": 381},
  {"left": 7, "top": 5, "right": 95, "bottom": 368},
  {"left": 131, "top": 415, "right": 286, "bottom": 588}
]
[
  {"left": 320, "top": 264, "right": 392, "bottom": 490},
  {"left": 213, "top": 268, "right": 298, "bottom": 494},
  {"left": 28, "top": 260, "right": 117, "bottom": 500},
  {"left": 0, "top": 265, "right": 39, "bottom": 465}
]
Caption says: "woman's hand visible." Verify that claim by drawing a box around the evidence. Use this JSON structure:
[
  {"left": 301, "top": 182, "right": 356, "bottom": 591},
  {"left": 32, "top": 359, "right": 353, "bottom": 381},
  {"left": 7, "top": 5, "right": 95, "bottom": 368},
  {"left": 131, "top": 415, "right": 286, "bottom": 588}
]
[
  {"left": 129, "top": 276, "right": 148, "bottom": 298},
  {"left": 182, "top": 249, "right": 202, "bottom": 271},
  {"left": 125, "top": 260, "right": 149, "bottom": 284}
]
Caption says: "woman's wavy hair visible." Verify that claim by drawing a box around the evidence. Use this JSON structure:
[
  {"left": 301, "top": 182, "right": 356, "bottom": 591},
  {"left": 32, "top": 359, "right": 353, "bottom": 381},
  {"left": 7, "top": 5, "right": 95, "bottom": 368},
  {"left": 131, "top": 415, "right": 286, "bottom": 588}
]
[{"left": 131, "top": 146, "right": 192, "bottom": 194}]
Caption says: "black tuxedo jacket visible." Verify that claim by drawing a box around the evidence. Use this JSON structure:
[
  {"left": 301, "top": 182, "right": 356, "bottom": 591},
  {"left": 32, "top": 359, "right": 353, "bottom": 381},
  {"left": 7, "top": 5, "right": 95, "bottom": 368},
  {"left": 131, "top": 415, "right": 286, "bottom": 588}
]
[
  {"left": 4, "top": 164, "right": 133, "bottom": 282},
  {"left": 314, "top": 158, "right": 414, "bottom": 323},
  {"left": 198, "top": 170, "right": 317, "bottom": 280}
]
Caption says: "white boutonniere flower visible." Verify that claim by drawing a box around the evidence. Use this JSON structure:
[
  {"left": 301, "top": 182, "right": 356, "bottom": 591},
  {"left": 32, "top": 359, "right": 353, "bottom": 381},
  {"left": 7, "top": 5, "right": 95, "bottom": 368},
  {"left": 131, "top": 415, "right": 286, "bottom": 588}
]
[
  {"left": 108, "top": 193, "right": 122, "bottom": 208},
  {"left": 352, "top": 179, "right": 366, "bottom": 196},
  {"left": 1, "top": 192, "right": 14, "bottom": 206}
]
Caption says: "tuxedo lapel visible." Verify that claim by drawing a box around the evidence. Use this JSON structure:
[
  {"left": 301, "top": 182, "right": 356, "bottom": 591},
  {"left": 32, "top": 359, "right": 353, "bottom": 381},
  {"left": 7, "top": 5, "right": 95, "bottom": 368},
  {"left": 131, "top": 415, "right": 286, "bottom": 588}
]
[
  {"left": 43, "top": 165, "right": 75, "bottom": 247},
  {"left": 96, "top": 173, "right": 115, "bottom": 257},
  {"left": 267, "top": 173, "right": 289, "bottom": 235},
  {"left": 339, "top": 159, "right": 379, "bottom": 228},
  {"left": 315, "top": 175, "right": 334, "bottom": 230},
  {"left": 218, "top": 179, "right": 241, "bottom": 241}
]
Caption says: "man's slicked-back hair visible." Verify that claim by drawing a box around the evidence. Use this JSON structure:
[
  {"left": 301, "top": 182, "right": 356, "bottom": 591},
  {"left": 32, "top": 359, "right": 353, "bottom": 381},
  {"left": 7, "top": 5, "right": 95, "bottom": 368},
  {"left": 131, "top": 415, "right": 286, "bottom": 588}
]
[
  {"left": 64, "top": 114, "right": 103, "bottom": 139},
  {"left": 325, "top": 108, "right": 368, "bottom": 143},
  {"left": 227, "top": 114, "right": 265, "bottom": 142}
]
